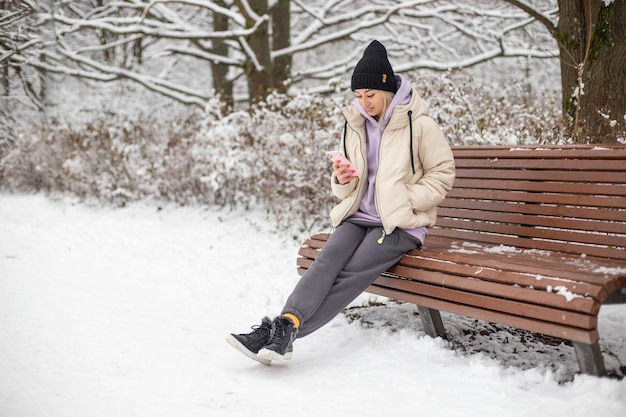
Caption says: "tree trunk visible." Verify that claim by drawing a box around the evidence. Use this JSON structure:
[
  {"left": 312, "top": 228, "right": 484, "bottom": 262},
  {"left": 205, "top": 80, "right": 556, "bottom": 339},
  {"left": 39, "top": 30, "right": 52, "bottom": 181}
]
[
  {"left": 237, "top": 0, "right": 272, "bottom": 105},
  {"left": 211, "top": 0, "right": 234, "bottom": 110},
  {"left": 271, "top": 0, "right": 291, "bottom": 94},
  {"left": 1, "top": 63, "right": 8, "bottom": 97},
  {"left": 557, "top": 0, "right": 626, "bottom": 143}
]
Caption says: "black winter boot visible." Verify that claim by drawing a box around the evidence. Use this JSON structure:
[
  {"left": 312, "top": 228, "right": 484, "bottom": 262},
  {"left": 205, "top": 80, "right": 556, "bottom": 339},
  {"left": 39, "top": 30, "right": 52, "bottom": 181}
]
[
  {"left": 258, "top": 316, "right": 298, "bottom": 361},
  {"left": 226, "top": 316, "right": 273, "bottom": 365}
]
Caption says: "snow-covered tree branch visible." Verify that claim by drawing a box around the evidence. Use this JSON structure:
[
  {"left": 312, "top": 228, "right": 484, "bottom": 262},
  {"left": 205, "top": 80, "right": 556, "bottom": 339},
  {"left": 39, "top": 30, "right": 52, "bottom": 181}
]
[
  {"left": 2, "top": 0, "right": 560, "bottom": 110},
  {"left": 10, "top": 0, "right": 624, "bottom": 142}
]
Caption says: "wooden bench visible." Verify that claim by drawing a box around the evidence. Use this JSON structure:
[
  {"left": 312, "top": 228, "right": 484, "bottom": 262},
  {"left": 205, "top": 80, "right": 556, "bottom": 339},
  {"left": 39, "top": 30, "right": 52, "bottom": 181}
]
[{"left": 297, "top": 145, "right": 626, "bottom": 376}]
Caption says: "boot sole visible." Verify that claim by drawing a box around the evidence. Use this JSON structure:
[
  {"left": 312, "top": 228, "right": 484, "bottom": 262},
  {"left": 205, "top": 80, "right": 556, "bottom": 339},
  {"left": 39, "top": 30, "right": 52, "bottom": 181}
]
[
  {"left": 258, "top": 347, "right": 293, "bottom": 361},
  {"left": 225, "top": 335, "right": 271, "bottom": 366}
]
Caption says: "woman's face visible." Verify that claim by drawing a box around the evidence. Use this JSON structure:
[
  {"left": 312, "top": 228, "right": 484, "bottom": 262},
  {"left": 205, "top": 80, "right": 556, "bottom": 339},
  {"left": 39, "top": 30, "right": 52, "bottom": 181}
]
[{"left": 354, "top": 89, "right": 385, "bottom": 118}]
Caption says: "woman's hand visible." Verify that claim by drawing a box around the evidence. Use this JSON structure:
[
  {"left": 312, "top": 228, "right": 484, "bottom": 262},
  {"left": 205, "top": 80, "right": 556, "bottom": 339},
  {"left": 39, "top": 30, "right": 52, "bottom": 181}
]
[{"left": 333, "top": 160, "right": 358, "bottom": 184}]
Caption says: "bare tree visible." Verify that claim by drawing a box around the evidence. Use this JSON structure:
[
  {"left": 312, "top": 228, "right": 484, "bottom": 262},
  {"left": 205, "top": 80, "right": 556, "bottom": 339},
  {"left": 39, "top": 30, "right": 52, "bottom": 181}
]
[
  {"left": 505, "top": 0, "right": 625, "bottom": 143},
  {"left": 271, "top": 0, "right": 291, "bottom": 95},
  {"left": 557, "top": 0, "right": 625, "bottom": 143},
  {"left": 210, "top": 0, "right": 234, "bottom": 109},
  {"left": 1, "top": 0, "right": 41, "bottom": 103},
  {"left": 2, "top": 1, "right": 561, "bottom": 108}
]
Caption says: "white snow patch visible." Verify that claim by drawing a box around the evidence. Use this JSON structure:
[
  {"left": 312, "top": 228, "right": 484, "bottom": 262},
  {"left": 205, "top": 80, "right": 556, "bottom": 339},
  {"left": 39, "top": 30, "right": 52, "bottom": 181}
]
[
  {"left": 1, "top": 194, "right": 625, "bottom": 417},
  {"left": 546, "top": 285, "right": 581, "bottom": 302},
  {"left": 484, "top": 244, "right": 521, "bottom": 254},
  {"left": 595, "top": 267, "right": 626, "bottom": 275}
]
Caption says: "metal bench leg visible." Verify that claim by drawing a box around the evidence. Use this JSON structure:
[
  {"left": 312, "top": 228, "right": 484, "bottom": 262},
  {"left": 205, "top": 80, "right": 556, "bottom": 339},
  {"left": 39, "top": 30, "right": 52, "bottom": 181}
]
[
  {"left": 573, "top": 341, "right": 606, "bottom": 376},
  {"left": 417, "top": 306, "right": 447, "bottom": 339}
]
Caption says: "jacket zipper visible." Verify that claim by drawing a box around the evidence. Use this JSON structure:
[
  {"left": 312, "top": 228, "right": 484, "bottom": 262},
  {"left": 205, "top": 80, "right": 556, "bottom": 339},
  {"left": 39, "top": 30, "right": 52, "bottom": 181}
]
[{"left": 374, "top": 124, "right": 389, "bottom": 238}]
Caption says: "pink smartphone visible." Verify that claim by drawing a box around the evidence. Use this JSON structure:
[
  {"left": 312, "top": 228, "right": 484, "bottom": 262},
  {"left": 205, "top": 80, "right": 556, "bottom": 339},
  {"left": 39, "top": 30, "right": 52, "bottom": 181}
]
[{"left": 325, "top": 151, "right": 359, "bottom": 177}]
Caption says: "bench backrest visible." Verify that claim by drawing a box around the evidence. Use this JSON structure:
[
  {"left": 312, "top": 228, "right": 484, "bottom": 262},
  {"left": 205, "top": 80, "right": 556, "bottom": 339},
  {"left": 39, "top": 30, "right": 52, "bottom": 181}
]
[{"left": 434, "top": 145, "right": 626, "bottom": 260}]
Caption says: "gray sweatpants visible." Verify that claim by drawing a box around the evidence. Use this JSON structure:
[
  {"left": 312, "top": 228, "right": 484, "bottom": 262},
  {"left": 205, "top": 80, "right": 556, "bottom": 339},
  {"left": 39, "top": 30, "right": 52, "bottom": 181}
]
[{"left": 282, "top": 219, "right": 422, "bottom": 338}]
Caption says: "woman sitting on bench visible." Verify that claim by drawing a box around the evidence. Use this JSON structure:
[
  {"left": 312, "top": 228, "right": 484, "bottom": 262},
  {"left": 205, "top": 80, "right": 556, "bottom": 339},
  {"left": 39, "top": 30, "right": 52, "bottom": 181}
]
[{"left": 227, "top": 40, "right": 456, "bottom": 364}]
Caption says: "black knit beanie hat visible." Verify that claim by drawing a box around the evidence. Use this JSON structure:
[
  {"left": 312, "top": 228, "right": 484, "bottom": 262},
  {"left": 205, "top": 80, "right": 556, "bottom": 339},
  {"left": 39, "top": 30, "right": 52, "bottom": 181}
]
[{"left": 351, "top": 40, "right": 397, "bottom": 93}]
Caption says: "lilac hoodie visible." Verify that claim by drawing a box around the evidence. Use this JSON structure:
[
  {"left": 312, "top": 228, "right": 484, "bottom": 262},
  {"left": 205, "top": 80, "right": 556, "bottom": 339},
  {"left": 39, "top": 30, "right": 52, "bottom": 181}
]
[{"left": 348, "top": 75, "right": 428, "bottom": 244}]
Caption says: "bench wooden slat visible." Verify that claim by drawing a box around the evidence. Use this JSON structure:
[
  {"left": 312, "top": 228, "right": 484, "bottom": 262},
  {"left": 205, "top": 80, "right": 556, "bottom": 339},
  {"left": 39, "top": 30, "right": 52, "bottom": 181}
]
[
  {"left": 451, "top": 145, "right": 626, "bottom": 161},
  {"left": 438, "top": 207, "right": 626, "bottom": 235},
  {"left": 385, "top": 266, "right": 597, "bottom": 318},
  {"left": 372, "top": 274, "right": 597, "bottom": 329},
  {"left": 366, "top": 284, "right": 600, "bottom": 344},
  {"left": 454, "top": 158, "right": 626, "bottom": 171},
  {"left": 452, "top": 178, "right": 626, "bottom": 196},
  {"left": 440, "top": 199, "right": 625, "bottom": 222},
  {"left": 430, "top": 227, "right": 623, "bottom": 259},
  {"left": 435, "top": 217, "right": 626, "bottom": 248},
  {"left": 447, "top": 188, "right": 626, "bottom": 209},
  {"left": 455, "top": 168, "right": 626, "bottom": 183}
]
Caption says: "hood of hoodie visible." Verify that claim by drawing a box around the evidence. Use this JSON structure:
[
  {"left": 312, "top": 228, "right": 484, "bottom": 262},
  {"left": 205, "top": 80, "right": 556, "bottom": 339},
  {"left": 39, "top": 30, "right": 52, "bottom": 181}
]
[
  {"left": 354, "top": 74, "right": 413, "bottom": 127},
  {"left": 347, "top": 74, "right": 430, "bottom": 130}
]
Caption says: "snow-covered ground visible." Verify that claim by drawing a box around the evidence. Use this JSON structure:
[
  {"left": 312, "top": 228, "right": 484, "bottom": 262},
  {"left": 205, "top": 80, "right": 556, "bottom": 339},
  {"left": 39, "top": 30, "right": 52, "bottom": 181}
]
[{"left": 1, "top": 194, "right": 625, "bottom": 417}]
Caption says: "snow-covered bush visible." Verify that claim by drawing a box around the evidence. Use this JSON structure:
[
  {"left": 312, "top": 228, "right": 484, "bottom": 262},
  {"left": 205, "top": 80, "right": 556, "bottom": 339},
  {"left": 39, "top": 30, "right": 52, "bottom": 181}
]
[
  {"left": 0, "top": 92, "right": 346, "bottom": 235},
  {"left": 186, "top": 92, "right": 343, "bottom": 234},
  {"left": 0, "top": 114, "right": 168, "bottom": 206},
  {"left": 0, "top": 77, "right": 566, "bottom": 235},
  {"left": 413, "top": 71, "right": 565, "bottom": 145}
]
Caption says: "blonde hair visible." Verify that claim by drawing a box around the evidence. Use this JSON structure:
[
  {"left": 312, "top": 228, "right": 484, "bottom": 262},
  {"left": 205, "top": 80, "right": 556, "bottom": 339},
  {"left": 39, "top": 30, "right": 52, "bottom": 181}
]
[{"left": 377, "top": 90, "right": 396, "bottom": 125}]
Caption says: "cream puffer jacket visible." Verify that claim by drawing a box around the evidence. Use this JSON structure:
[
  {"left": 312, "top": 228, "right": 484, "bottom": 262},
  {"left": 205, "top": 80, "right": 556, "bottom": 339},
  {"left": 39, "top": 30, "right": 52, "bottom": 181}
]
[{"left": 329, "top": 87, "right": 456, "bottom": 234}]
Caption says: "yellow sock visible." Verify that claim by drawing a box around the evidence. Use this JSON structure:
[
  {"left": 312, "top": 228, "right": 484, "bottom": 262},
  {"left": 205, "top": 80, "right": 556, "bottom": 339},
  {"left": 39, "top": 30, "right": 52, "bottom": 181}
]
[{"left": 282, "top": 313, "right": 300, "bottom": 328}]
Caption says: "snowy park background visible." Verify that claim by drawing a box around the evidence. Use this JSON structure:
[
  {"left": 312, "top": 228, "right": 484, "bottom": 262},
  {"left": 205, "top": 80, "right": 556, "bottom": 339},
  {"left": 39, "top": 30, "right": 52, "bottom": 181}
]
[
  {"left": 1, "top": 194, "right": 625, "bottom": 417},
  {"left": 2, "top": 1, "right": 626, "bottom": 415}
]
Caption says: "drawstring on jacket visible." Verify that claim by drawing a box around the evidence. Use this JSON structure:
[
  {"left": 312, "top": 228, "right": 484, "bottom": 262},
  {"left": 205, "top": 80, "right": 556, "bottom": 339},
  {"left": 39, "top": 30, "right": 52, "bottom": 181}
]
[
  {"left": 342, "top": 121, "right": 348, "bottom": 157},
  {"left": 408, "top": 110, "right": 416, "bottom": 175}
]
